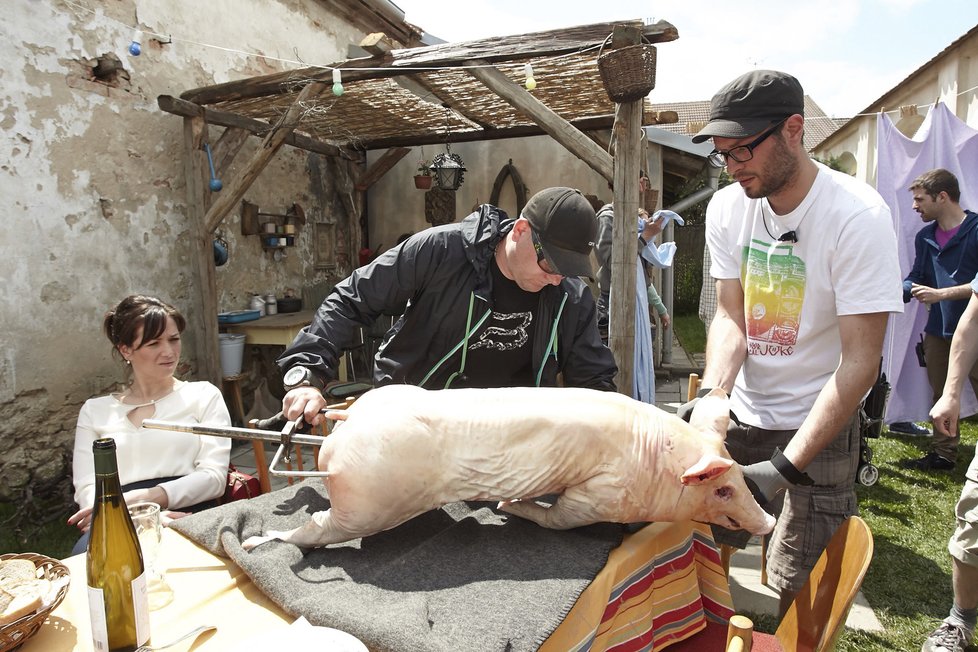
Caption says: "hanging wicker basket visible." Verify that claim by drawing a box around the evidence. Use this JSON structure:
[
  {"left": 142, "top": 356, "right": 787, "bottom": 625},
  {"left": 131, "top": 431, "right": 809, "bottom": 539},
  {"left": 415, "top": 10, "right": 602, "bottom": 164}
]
[{"left": 596, "top": 34, "right": 657, "bottom": 103}]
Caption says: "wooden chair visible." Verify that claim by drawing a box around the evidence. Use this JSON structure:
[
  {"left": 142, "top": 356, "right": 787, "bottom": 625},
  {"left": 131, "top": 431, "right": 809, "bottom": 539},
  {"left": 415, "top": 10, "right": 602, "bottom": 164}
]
[{"left": 669, "top": 516, "right": 874, "bottom": 651}]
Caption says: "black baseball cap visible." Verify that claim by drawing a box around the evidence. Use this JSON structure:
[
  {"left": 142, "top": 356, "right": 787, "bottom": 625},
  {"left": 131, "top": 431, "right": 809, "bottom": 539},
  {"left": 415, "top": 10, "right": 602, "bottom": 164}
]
[
  {"left": 521, "top": 187, "right": 597, "bottom": 278},
  {"left": 692, "top": 70, "right": 804, "bottom": 144}
]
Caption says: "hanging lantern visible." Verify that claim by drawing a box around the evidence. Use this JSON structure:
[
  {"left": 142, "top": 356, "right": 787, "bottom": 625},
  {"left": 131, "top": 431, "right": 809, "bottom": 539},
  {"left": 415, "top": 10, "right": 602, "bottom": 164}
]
[{"left": 430, "top": 149, "right": 466, "bottom": 191}]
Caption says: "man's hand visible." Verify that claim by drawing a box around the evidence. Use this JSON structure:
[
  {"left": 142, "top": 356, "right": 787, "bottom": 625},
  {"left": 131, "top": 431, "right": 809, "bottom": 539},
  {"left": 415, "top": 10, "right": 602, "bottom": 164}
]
[
  {"left": 910, "top": 283, "right": 943, "bottom": 305},
  {"left": 930, "top": 392, "right": 960, "bottom": 437},
  {"left": 639, "top": 211, "right": 664, "bottom": 242},
  {"left": 659, "top": 313, "right": 671, "bottom": 330},
  {"left": 283, "top": 386, "right": 327, "bottom": 426},
  {"left": 741, "top": 448, "right": 814, "bottom": 506}
]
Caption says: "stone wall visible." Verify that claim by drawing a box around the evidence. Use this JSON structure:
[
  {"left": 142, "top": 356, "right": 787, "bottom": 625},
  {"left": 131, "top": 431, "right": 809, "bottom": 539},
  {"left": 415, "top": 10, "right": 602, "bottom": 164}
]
[{"left": 0, "top": 0, "right": 369, "bottom": 509}]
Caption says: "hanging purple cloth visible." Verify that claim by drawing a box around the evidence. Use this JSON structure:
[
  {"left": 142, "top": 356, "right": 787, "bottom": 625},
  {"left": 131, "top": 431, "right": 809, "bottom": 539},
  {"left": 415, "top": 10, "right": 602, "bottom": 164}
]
[{"left": 876, "top": 103, "right": 978, "bottom": 422}]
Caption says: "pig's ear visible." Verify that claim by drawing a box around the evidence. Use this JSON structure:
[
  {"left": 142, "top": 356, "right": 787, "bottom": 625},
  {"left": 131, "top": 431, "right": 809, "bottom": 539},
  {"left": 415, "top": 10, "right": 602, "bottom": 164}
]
[
  {"left": 689, "top": 387, "right": 730, "bottom": 441},
  {"left": 680, "top": 454, "right": 733, "bottom": 485}
]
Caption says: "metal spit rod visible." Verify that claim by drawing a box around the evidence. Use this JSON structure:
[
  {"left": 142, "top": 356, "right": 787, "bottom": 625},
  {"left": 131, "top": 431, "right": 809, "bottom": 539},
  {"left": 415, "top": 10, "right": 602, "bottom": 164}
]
[{"left": 142, "top": 418, "right": 331, "bottom": 479}]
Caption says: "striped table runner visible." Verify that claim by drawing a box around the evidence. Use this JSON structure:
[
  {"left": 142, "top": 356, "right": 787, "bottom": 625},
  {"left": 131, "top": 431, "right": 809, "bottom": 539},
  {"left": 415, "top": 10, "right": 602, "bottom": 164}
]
[{"left": 541, "top": 521, "right": 734, "bottom": 651}]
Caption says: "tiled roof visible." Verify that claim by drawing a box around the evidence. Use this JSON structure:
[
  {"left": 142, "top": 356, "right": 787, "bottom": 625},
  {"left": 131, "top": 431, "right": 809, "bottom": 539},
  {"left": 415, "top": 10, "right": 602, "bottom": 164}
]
[{"left": 649, "top": 96, "right": 842, "bottom": 152}]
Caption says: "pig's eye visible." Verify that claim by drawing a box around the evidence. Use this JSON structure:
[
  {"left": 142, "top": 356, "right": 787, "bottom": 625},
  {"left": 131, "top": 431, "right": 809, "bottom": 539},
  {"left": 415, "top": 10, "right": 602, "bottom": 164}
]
[{"left": 715, "top": 486, "right": 732, "bottom": 500}]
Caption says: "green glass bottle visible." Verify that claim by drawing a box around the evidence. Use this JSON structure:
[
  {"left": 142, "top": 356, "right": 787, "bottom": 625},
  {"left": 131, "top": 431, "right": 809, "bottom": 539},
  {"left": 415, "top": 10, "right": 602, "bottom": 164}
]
[{"left": 86, "top": 438, "right": 150, "bottom": 651}]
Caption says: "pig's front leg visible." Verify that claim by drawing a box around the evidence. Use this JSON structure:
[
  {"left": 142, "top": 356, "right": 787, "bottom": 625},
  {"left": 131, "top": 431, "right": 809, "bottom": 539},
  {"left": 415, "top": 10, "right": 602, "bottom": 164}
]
[
  {"left": 241, "top": 508, "right": 363, "bottom": 550},
  {"left": 499, "top": 485, "right": 604, "bottom": 530},
  {"left": 242, "top": 530, "right": 295, "bottom": 551}
]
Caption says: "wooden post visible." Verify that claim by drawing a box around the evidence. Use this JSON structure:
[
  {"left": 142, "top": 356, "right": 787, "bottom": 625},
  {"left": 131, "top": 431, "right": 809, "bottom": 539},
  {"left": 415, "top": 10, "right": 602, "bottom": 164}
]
[
  {"left": 608, "top": 24, "right": 645, "bottom": 396},
  {"left": 182, "top": 115, "right": 223, "bottom": 385},
  {"left": 609, "top": 100, "right": 642, "bottom": 395}
]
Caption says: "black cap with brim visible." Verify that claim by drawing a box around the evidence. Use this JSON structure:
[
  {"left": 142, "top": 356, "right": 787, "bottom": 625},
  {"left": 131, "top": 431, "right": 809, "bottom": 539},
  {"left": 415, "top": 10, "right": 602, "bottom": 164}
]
[
  {"left": 691, "top": 116, "right": 783, "bottom": 143},
  {"left": 692, "top": 70, "right": 804, "bottom": 144},
  {"left": 522, "top": 187, "right": 597, "bottom": 278}
]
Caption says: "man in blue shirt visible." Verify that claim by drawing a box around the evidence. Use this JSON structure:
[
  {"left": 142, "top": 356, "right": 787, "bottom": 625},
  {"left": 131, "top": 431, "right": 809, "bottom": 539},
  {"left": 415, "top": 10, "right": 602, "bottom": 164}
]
[{"left": 903, "top": 168, "right": 978, "bottom": 471}]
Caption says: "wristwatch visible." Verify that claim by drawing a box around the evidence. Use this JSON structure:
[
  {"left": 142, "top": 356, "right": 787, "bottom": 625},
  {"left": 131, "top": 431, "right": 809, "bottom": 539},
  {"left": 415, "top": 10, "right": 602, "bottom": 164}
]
[{"left": 283, "top": 366, "right": 320, "bottom": 392}]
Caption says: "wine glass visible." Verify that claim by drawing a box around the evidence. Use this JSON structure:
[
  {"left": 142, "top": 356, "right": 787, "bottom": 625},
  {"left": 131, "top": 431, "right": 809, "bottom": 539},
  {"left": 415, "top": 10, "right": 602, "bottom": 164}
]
[{"left": 128, "top": 501, "right": 174, "bottom": 610}]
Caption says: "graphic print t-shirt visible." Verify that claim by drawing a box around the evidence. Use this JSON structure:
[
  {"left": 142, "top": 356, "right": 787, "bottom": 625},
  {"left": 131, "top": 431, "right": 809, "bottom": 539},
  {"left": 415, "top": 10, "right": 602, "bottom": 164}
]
[
  {"left": 458, "top": 259, "right": 539, "bottom": 387},
  {"left": 743, "top": 240, "right": 805, "bottom": 355},
  {"left": 705, "top": 164, "right": 903, "bottom": 428}
]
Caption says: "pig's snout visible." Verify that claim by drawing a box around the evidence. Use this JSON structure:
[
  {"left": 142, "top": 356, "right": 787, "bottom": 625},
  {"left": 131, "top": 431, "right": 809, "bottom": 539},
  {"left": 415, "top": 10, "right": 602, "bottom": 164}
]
[{"left": 751, "top": 512, "right": 777, "bottom": 536}]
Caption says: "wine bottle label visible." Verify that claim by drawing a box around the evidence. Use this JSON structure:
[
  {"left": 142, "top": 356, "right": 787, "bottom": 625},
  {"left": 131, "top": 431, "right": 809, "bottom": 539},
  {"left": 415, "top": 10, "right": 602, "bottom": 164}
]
[
  {"left": 87, "top": 572, "right": 150, "bottom": 650},
  {"left": 132, "top": 571, "right": 150, "bottom": 646},
  {"left": 87, "top": 585, "right": 109, "bottom": 651}
]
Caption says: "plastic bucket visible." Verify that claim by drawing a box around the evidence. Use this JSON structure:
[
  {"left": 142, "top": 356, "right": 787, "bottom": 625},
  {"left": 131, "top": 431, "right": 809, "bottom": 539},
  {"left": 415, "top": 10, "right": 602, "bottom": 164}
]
[{"left": 219, "top": 334, "right": 246, "bottom": 377}]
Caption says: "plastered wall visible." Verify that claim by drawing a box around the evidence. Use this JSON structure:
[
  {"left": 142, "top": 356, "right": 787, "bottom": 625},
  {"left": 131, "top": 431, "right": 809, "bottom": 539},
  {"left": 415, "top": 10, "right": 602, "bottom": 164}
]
[{"left": 0, "top": 0, "right": 365, "bottom": 504}]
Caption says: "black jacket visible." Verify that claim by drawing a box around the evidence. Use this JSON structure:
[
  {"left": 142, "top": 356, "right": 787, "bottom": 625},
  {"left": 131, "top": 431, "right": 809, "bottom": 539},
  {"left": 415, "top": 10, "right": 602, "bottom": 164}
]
[{"left": 278, "top": 205, "right": 617, "bottom": 390}]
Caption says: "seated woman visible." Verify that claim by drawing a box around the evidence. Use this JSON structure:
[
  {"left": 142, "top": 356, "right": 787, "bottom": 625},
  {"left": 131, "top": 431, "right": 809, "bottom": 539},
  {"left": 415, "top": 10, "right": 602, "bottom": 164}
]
[{"left": 68, "top": 295, "right": 231, "bottom": 554}]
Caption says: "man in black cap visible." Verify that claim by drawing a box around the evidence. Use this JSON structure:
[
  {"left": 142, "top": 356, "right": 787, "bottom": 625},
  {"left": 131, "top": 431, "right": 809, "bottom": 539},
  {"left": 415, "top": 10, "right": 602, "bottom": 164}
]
[
  {"left": 279, "top": 187, "right": 617, "bottom": 425},
  {"left": 681, "top": 70, "right": 903, "bottom": 612}
]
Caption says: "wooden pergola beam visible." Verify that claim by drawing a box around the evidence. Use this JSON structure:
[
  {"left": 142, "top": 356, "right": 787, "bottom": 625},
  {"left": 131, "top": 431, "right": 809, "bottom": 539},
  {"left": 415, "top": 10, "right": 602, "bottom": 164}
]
[
  {"left": 358, "top": 111, "right": 664, "bottom": 149},
  {"left": 202, "top": 81, "right": 328, "bottom": 234},
  {"left": 157, "top": 95, "right": 354, "bottom": 159},
  {"left": 180, "top": 21, "right": 677, "bottom": 106},
  {"left": 355, "top": 147, "right": 410, "bottom": 191},
  {"left": 467, "top": 62, "right": 614, "bottom": 183},
  {"left": 210, "top": 126, "right": 250, "bottom": 177}
]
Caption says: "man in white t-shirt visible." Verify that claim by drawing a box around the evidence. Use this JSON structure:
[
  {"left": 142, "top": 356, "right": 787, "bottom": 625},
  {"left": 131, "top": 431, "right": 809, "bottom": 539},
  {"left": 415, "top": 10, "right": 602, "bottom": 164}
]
[{"left": 681, "top": 70, "right": 903, "bottom": 614}]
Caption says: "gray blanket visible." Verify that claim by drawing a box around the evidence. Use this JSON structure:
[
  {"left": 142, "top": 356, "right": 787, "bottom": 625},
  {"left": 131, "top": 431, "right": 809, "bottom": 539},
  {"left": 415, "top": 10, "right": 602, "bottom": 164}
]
[{"left": 171, "top": 479, "right": 624, "bottom": 652}]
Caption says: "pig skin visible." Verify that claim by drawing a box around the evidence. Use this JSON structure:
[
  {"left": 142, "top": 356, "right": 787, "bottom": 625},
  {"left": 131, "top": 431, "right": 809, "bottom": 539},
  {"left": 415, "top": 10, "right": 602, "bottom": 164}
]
[{"left": 242, "top": 385, "right": 775, "bottom": 550}]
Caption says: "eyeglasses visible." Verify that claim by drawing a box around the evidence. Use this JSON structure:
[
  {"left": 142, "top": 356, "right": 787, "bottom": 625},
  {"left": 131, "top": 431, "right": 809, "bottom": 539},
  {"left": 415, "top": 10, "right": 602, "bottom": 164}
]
[
  {"left": 529, "top": 228, "right": 558, "bottom": 276},
  {"left": 707, "top": 118, "right": 787, "bottom": 168}
]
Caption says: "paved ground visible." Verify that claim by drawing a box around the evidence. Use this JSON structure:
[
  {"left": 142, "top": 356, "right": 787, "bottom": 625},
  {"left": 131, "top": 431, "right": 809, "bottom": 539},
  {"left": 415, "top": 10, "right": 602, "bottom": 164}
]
[{"left": 230, "top": 331, "right": 883, "bottom": 632}]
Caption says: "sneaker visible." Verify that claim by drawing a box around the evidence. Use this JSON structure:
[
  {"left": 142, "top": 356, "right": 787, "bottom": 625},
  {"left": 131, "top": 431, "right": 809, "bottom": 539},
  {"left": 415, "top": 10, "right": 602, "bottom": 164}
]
[
  {"left": 888, "top": 421, "right": 932, "bottom": 436},
  {"left": 903, "top": 452, "right": 956, "bottom": 471},
  {"left": 921, "top": 620, "right": 974, "bottom": 652}
]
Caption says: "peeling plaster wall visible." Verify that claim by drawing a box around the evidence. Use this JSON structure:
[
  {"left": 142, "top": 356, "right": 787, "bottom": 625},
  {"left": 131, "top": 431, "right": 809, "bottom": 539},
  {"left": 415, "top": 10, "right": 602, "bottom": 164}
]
[{"left": 0, "top": 0, "right": 365, "bottom": 505}]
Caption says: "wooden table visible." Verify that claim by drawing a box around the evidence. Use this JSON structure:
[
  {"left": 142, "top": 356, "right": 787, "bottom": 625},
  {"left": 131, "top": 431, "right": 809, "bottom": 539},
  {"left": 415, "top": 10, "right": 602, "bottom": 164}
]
[
  {"left": 225, "top": 309, "right": 315, "bottom": 346},
  {"left": 224, "top": 309, "right": 346, "bottom": 381},
  {"left": 21, "top": 527, "right": 288, "bottom": 652},
  {"left": 21, "top": 521, "right": 732, "bottom": 651}
]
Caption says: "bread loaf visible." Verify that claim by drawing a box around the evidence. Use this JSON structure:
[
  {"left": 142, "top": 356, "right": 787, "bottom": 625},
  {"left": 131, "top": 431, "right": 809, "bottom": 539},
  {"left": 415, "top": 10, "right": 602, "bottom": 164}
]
[{"left": 0, "top": 559, "right": 51, "bottom": 626}]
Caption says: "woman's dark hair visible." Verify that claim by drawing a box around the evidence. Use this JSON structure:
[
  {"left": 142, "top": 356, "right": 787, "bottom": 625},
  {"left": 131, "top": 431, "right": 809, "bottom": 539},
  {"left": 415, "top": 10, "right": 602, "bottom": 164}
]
[{"left": 103, "top": 295, "right": 186, "bottom": 357}]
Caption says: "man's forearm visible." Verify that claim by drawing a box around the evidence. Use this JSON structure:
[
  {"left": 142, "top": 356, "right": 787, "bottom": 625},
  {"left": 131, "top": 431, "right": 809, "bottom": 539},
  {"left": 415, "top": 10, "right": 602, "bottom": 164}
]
[
  {"left": 783, "top": 312, "right": 888, "bottom": 470},
  {"left": 782, "top": 361, "right": 874, "bottom": 470},
  {"left": 944, "top": 293, "right": 978, "bottom": 396},
  {"left": 942, "top": 282, "right": 975, "bottom": 302},
  {"left": 702, "top": 312, "right": 747, "bottom": 394},
  {"left": 700, "top": 278, "right": 747, "bottom": 394}
]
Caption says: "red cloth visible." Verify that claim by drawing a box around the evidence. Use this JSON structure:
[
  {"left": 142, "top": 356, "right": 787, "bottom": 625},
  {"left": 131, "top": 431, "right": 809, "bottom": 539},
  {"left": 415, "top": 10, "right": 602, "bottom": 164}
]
[{"left": 663, "top": 620, "right": 785, "bottom": 651}]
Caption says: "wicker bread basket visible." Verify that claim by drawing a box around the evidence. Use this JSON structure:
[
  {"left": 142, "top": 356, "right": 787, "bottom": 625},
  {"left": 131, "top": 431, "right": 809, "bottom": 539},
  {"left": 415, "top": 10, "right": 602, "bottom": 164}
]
[
  {"left": 596, "top": 34, "right": 657, "bottom": 103},
  {"left": 0, "top": 553, "right": 71, "bottom": 652}
]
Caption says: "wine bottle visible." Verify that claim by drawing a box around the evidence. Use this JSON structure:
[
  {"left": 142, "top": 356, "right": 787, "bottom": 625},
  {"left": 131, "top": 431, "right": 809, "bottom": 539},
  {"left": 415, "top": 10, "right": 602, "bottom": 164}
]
[{"left": 86, "top": 438, "right": 150, "bottom": 652}]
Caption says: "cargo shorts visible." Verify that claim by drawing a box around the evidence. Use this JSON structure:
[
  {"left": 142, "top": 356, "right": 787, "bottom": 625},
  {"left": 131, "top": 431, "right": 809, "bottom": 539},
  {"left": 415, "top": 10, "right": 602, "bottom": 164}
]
[
  {"left": 948, "top": 453, "right": 978, "bottom": 568},
  {"left": 712, "top": 414, "right": 860, "bottom": 594}
]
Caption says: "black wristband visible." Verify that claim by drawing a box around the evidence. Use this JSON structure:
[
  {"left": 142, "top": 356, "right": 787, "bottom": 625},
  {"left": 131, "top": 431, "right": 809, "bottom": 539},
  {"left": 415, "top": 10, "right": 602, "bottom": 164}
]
[{"left": 771, "top": 447, "right": 815, "bottom": 486}]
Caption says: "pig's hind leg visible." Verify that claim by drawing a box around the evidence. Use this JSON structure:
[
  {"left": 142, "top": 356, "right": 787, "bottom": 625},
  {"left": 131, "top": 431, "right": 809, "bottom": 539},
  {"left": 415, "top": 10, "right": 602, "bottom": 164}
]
[{"left": 498, "top": 485, "right": 604, "bottom": 530}]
